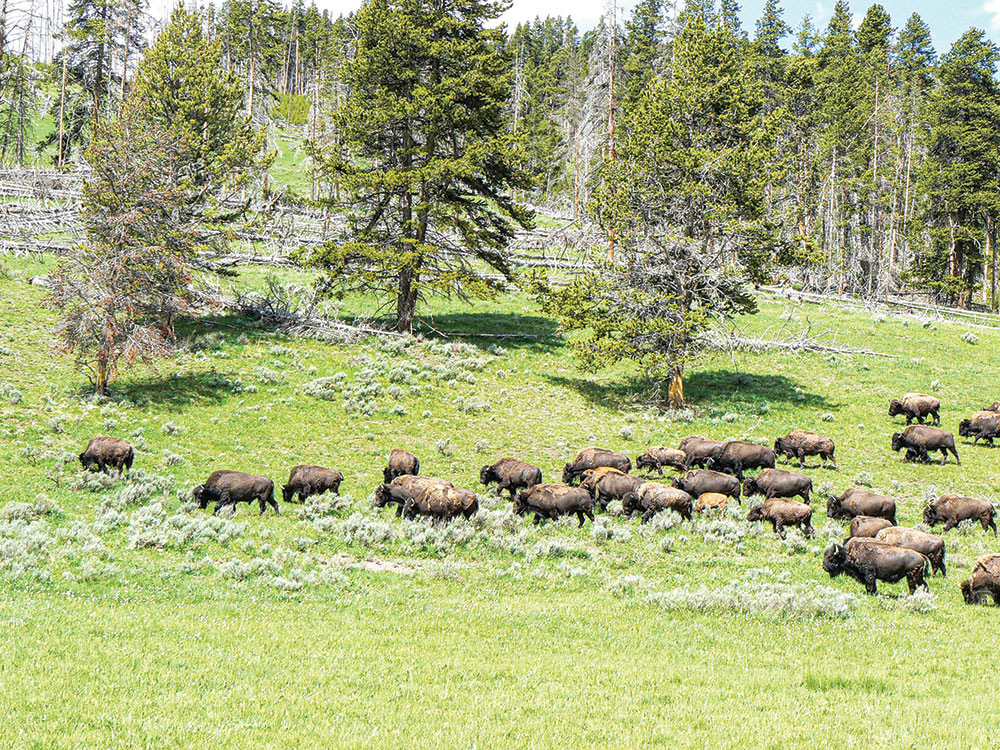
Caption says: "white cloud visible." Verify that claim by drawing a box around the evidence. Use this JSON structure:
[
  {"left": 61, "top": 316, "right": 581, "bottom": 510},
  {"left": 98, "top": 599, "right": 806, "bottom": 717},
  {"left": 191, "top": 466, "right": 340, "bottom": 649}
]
[{"left": 985, "top": 0, "right": 1000, "bottom": 31}]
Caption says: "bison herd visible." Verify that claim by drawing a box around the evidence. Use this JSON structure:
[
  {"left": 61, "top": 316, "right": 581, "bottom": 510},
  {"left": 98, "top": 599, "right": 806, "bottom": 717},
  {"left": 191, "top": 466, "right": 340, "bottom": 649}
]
[{"left": 73, "top": 390, "right": 1000, "bottom": 604}]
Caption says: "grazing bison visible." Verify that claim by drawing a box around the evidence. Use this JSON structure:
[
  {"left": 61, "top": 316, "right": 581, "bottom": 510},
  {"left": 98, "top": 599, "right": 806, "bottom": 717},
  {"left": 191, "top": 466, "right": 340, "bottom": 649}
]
[
  {"left": 79, "top": 436, "right": 134, "bottom": 477},
  {"left": 562, "top": 447, "right": 631, "bottom": 485},
  {"left": 514, "top": 484, "right": 594, "bottom": 526},
  {"left": 635, "top": 446, "right": 687, "bottom": 476},
  {"left": 622, "top": 483, "right": 693, "bottom": 522},
  {"left": 479, "top": 458, "right": 542, "bottom": 499},
  {"left": 382, "top": 449, "right": 420, "bottom": 483},
  {"left": 374, "top": 475, "right": 453, "bottom": 517},
  {"left": 742, "top": 468, "right": 812, "bottom": 504},
  {"left": 888, "top": 393, "right": 941, "bottom": 425},
  {"left": 958, "top": 411, "right": 1000, "bottom": 447},
  {"left": 709, "top": 441, "right": 776, "bottom": 480},
  {"left": 923, "top": 494, "right": 996, "bottom": 536},
  {"left": 695, "top": 492, "right": 729, "bottom": 516},
  {"left": 773, "top": 430, "right": 838, "bottom": 469},
  {"left": 404, "top": 486, "right": 479, "bottom": 522},
  {"left": 822, "top": 538, "right": 930, "bottom": 595},
  {"left": 986, "top": 401, "right": 1000, "bottom": 413},
  {"left": 193, "top": 470, "right": 278, "bottom": 516},
  {"left": 673, "top": 469, "right": 741, "bottom": 503},
  {"left": 746, "top": 499, "right": 813, "bottom": 539},
  {"left": 826, "top": 488, "right": 897, "bottom": 524},
  {"left": 891, "top": 425, "right": 960, "bottom": 465},
  {"left": 961, "top": 554, "right": 1000, "bottom": 605},
  {"left": 678, "top": 437, "right": 725, "bottom": 469},
  {"left": 583, "top": 471, "right": 644, "bottom": 511},
  {"left": 848, "top": 515, "right": 894, "bottom": 540},
  {"left": 874, "top": 526, "right": 946, "bottom": 576},
  {"left": 281, "top": 464, "right": 344, "bottom": 503}
]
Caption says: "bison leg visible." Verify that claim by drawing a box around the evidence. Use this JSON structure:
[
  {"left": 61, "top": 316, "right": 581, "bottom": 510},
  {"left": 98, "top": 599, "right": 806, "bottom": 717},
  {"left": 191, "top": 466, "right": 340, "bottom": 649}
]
[
  {"left": 932, "top": 410, "right": 940, "bottom": 425},
  {"left": 642, "top": 509, "right": 654, "bottom": 524},
  {"left": 983, "top": 517, "right": 998, "bottom": 537},
  {"left": 863, "top": 570, "right": 878, "bottom": 595},
  {"left": 933, "top": 553, "right": 946, "bottom": 577},
  {"left": 951, "top": 446, "right": 961, "bottom": 465},
  {"left": 797, "top": 449, "right": 806, "bottom": 468},
  {"left": 773, "top": 520, "right": 785, "bottom": 539},
  {"left": 804, "top": 522, "right": 814, "bottom": 539},
  {"left": 828, "top": 451, "right": 838, "bottom": 470},
  {"left": 533, "top": 513, "right": 543, "bottom": 526}
]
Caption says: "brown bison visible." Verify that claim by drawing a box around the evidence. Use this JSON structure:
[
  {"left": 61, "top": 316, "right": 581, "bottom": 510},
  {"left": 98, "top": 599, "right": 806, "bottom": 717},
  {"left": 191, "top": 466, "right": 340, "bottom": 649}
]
[
  {"left": 961, "top": 554, "right": 1000, "bottom": 605},
  {"left": 986, "top": 401, "right": 1000, "bottom": 413},
  {"left": 826, "top": 488, "right": 897, "bottom": 524},
  {"left": 562, "top": 447, "right": 631, "bottom": 485},
  {"left": 958, "top": 411, "right": 1000, "bottom": 447},
  {"left": 746, "top": 499, "right": 813, "bottom": 539},
  {"left": 622, "top": 483, "right": 693, "bottom": 522},
  {"left": 888, "top": 393, "right": 940, "bottom": 425},
  {"left": 923, "top": 494, "right": 996, "bottom": 536},
  {"left": 847, "top": 515, "right": 894, "bottom": 540},
  {"left": 673, "top": 469, "right": 741, "bottom": 503},
  {"left": 678, "top": 437, "right": 725, "bottom": 469},
  {"left": 874, "top": 526, "right": 946, "bottom": 576},
  {"left": 635, "top": 446, "right": 687, "bottom": 476},
  {"left": 695, "top": 492, "right": 729, "bottom": 516},
  {"left": 79, "top": 436, "right": 134, "bottom": 477},
  {"left": 514, "top": 484, "right": 595, "bottom": 526},
  {"left": 194, "top": 470, "right": 278, "bottom": 516},
  {"left": 822, "top": 538, "right": 930, "bottom": 595},
  {"left": 709, "top": 441, "right": 776, "bottom": 480},
  {"left": 742, "top": 468, "right": 812, "bottom": 503},
  {"left": 404, "top": 486, "right": 478, "bottom": 522},
  {"left": 582, "top": 471, "right": 644, "bottom": 511},
  {"left": 374, "top": 475, "right": 453, "bottom": 517},
  {"left": 891, "top": 425, "right": 960, "bottom": 465},
  {"left": 773, "top": 430, "right": 838, "bottom": 469},
  {"left": 382, "top": 449, "right": 420, "bottom": 483},
  {"left": 479, "top": 458, "right": 542, "bottom": 498},
  {"left": 282, "top": 464, "right": 344, "bottom": 503}
]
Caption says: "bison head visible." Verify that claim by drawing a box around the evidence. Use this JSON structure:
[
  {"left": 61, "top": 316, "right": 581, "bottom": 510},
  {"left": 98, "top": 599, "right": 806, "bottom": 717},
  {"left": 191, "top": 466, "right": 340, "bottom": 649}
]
[
  {"left": 772, "top": 438, "right": 788, "bottom": 457},
  {"left": 281, "top": 484, "right": 294, "bottom": 504},
  {"left": 922, "top": 504, "right": 942, "bottom": 526},
  {"left": 888, "top": 399, "right": 903, "bottom": 417},
  {"left": 742, "top": 477, "right": 759, "bottom": 497},
  {"left": 960, "top": 578, "right": 976, "bottom": 604},
  {"left": 561, "top": 464, "right": 574, "bottom": 484},
  {"left": 635, "top": 454, "right": 654, "bottom": 471},
  {"left": 822, "top": 543, "right": 847, "bottom": 576},
  {"left": 826, "top": 496, "right": 846, "bottom": 520},
  {"left": 621, "top": 492, "right": 639, "bottom": 516},
  {"left": 193, "top": 484, "right": 211, "bottom": 509},
  {"left": 959, "top": 419, "right": 972, "bottom": 437},
  {"left": 373, "top": 484, "right": 392, "bottom": 508},
  {"left": 891, "top": 432, "right": 905, "bottom": 452},
  {"left": 479, "top": 465, "right": 494, "bottom": 486},
  {"left": 746, "top": 504, "right": 765, "bottom": 523},
  {"left": 513, "top": 490, "right": 529, "bottom": 516},
  {"left": 382, "top": 466, "right": 394, "bottom": 484}
]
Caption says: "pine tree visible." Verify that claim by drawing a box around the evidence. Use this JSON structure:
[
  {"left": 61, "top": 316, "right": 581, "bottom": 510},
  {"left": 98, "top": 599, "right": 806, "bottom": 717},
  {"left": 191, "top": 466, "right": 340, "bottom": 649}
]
[
  {"left": 622, "top": 0, "right": 665, "bottom": 105},
  {"left": 300, "top": 0, "right": 534, "bottom": 333}
]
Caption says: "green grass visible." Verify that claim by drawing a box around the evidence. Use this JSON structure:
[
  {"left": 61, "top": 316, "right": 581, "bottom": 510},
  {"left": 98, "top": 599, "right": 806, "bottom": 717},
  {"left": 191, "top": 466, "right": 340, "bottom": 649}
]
[{"left": 1, "top": 254, "right": 999, "bottom": 747}]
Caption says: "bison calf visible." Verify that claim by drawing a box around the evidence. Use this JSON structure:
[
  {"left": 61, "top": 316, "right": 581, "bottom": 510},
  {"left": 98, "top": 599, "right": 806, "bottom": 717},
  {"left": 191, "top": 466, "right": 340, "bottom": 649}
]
[
  {"left": 194, "top": 470, "right": 278, "bottom": 516},
  {"left": 695, "top": 492, "right": 729, "bottom": 517},
  {"left": 79, "top": 436, "right": 134, "bottom": 477}
]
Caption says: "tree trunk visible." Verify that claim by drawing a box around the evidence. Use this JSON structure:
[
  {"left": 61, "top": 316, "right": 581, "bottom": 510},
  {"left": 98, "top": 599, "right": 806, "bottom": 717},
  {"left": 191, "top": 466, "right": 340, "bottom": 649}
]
[
  {"left": 396, "top": 265, "right": 417, "bottom": 333},
  {"left": 95, "top": 352, "right": 109, "bottom": 397},
  {"left": 667, "top": 365, "right": 685, "bottom": 410}
]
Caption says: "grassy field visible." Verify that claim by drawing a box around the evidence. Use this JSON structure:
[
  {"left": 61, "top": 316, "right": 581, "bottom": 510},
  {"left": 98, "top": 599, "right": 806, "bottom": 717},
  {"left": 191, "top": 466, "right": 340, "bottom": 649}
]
[{"left": 2, "top": 253, "right": 1000, "bottom": 748}]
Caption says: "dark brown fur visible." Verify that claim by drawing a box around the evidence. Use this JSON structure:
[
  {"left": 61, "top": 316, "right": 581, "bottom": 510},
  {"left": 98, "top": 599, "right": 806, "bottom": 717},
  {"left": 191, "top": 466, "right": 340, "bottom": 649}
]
[
  {"left": 282, "top": 464, "right": 343, "bottom": 503},
  {"left": 823, "top": 538, "right": 929, "bottom": 595},
  {"left": 193, "top": 470, "right": 278, "bottom": 516},
  {"left": 79, "top": 436, "right": 134, "bottom": 476},
  {"left": 382, "top": 449, "right": 420, "bottom": 483},
  {"left": 923, "top": 494, "right": 996, "bottom": 536}
]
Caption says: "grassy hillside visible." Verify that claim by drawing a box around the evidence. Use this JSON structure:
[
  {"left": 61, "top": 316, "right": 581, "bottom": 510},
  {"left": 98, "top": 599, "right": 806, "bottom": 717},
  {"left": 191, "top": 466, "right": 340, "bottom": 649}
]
[{"left": 1, "top": 254, "right": 999, "bottom": 748}]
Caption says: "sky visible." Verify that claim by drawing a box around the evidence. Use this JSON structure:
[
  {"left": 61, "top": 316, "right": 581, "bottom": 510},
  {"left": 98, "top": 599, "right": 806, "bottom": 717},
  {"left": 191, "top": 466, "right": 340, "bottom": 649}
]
[{"left": 284, "top": 0, "right": 1000, "bottom": 53}]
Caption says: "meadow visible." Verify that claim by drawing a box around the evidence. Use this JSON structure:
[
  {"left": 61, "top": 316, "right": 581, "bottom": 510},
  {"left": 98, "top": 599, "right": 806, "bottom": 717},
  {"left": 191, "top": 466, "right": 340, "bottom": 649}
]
[{"left": 2, "top": 252, "right": 1000, "bottom": 748}]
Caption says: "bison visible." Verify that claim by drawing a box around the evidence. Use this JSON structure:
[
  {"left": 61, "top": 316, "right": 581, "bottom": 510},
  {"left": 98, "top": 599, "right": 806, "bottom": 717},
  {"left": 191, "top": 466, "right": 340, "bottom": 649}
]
[
  {"left": 773, "top": 430, "right": 838, "bottom": 469},
  {"left": 958, "top": 411, "right": 1000, "bottom": 447},
  {"left": 562, "top": 447, "right": 631, "bottom": 485},
  {"left": 673, "top": 469, "right": 741, "bottom": 503},
  {"left": 193, "top": 470, "right": 278, "bottom": 516},
  {"left": 874, "top": 526, "right": 946, "bottom": 576},
  {"left": 891, "top": 425, "right": 960, "bottom": 465},
  {"left": 621, "top": 483, "right": 693, "bottom": 522},
  {"left": 695, "top": 492, "right": 729, "bottom": 516},
  {"left": 678, "top": 437, "right": 725, "bottom": 469},
  {"left": 281, "top": 464, "right": 343, "bottom": 503},
  {"left": 923, "top": 494, "right": 996, "bottom": 536},
  {"left": 79, "top": 436, "right": 134, "bottom": 477},
  {"left": 709, "top": 441, "right": 776, "bottom": 480},
  {"left": 746, "top": 499, "right": 813, "bottom": 539},
  {"left": 961, "top": 554, "right": 1000, "bottom": 605},
  {"left": 822, "top": 538, "right": 930, "bottom": 595},
  {"left": 888, "top": 393, "right": 941, "bottom": 425},
  {"left": 479, "top": 458, "right": 542, "bottom": 499},
  {"left": 382, "top": 448, "right": 420, "bottom": 483},
  {"left": 986, "top": 401, "right": 1000, "bottom": 413},
  {"left": 635, "top": 446, "right": 687, "bottom": 476},
  {"left": 847, "top": 515, "right": 894, "bottom": 540},
  {"left": 826, "top": 488, "right": 897, "bottom": 524},
  {"left": 742, "top": 468, "right": 812, "bottom": 504},
  {"left": 582, "top": 471, "right": 644, "bottom": 511},
  {"left": 514, "top": 484, "right": 594, "bottom": 526},
  {"left": 404, "top": 486, "right": 479, "bottom": 522},
  {"left": 374, "top": 475, "right": 453, "bottom": 517}
]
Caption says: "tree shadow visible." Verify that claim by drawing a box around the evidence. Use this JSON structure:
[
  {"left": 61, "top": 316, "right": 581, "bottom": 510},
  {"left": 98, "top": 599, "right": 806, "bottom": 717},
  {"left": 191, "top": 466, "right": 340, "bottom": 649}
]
[
  {"left": 412, "top": 312, "right": 560, "bottom": 352},
  {"left": 115, "top": 372, "right": 236, "bottom": 410},
  {"left": 543, "top": 369, "right": 837, "bottom": 411}
]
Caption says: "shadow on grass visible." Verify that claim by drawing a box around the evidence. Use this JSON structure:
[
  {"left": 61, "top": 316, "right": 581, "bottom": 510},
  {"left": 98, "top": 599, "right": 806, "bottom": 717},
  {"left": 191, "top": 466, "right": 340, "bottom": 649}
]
[
  {"left": 544, "top": 369, "right": 837, "bottom": 411},
  {"left": 115, "top": 372, "right": 235, "bottom": 409},
  {"left": 413, "top": 312, "right": 560, "bottom": 352}
]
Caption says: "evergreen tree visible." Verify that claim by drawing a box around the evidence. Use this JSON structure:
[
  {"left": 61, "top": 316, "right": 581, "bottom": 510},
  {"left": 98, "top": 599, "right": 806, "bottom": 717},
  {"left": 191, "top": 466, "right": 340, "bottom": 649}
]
[
  {"left": 300, "top": 0, "right": 534, "bottom": 332},
  {"left": 622, "top": 0, "right": 664, "bottom": 105}
]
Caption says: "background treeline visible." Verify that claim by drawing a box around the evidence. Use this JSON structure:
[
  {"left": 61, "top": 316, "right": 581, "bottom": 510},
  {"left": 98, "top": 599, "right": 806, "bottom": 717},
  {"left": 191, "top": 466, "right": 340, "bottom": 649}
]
[{"left": 2, "top": 0, "right": 1000, "bottom": 308}]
